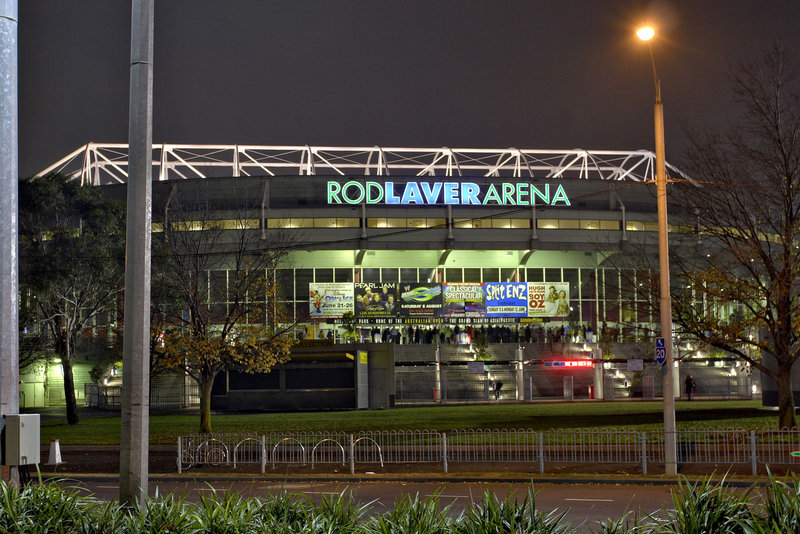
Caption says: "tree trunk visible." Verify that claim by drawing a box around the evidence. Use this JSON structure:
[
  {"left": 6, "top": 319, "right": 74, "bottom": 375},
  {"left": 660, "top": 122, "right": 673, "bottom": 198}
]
[
  {"left": 199, "top": 376, "right": 214, "bottom": 434},
  {"left": 62, "top": 352, "right": 80, "bottom": 425},
  {"left": 775, "top": 369, "right": 797, "bottom": 428}
]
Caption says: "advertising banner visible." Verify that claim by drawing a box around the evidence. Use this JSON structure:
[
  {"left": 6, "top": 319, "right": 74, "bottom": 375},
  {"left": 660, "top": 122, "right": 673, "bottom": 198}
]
[
  {"left": 527, "top": 282, "right": 571, "bottom": 317},
  {"left": 397, "top": 283, "right": 443, "bottom": 317},
  {"left": 442, "top": 283, "right": 485, "bottom": 317},
  {"left": 485, "top": 282, "right": 528, "bottom": 317},
  {"left": 308, "top": 283, "right": 354, "bottom": 318},
  {"left": 354, "top": 283, "right": 398, "bottom": 318}
]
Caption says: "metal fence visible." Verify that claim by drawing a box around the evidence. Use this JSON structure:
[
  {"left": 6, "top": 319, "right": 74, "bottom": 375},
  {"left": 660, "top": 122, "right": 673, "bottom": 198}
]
[
  {"left": 85, "top": 382, "right": 200, "bottom": 411},
  {"left": 177, "top": 427, "right": 800, "bottom": 476}
]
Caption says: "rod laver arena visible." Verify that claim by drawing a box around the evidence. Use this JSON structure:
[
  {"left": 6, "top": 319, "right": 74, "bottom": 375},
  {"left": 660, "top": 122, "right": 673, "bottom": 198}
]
[{"left": 30, "top": 145, "right": 759, "bottom": 411}]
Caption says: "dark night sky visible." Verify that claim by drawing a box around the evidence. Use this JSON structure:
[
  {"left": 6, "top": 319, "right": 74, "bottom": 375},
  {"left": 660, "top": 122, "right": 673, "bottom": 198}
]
[{"left": 18, "top": 1, "right": 800, "bottom": 178}]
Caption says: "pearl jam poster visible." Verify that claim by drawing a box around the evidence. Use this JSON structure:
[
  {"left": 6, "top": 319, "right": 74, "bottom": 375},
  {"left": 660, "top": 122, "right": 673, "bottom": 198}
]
[
  {"left": 527, "top": 282, "right": 571, "bottom": 317},
  {"left": 354, "top": 283, "right": 398, "bottom": 318}
]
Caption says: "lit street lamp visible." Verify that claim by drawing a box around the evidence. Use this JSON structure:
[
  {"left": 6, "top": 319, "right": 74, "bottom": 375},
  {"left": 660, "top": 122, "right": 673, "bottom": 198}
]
[{"left": 637, "top": 25, "right": 677, "bottom": 476}]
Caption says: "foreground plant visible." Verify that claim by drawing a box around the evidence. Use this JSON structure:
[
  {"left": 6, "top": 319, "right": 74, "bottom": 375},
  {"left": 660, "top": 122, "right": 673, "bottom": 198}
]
[
  {"left": 456, "top": 486, "right": 571, "bottom": 534},
  {"left": 0, "top": 479, "right": 96, "bottom": 533},
  {"left": 370, "top": 492, "right": 454, "bottom": 534},
  {"left": 653, "top": 474, "right": 753, "bottom": 534}
]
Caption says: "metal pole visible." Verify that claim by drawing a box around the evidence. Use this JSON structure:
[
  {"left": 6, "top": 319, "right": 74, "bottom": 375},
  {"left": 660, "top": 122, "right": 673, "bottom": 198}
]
[
  {"left": 120, "top": 0, "right": 154, "bottom": 507},
  {"left": 0, "top": 0, "right": 19, "bottom": 486},
  {"left": 654, "top": 77, "right": 676, "bottom": 476},
  {"left": 442, "top": 433, "right": 448, "bottom": 473},
  {"left": 434, "top": 345, "right": 441, "bottom": 403},
  {"left": 349, "top": 434, "right": 355, "bottom": 474},
  {"left": 641, "top": 432, "right": 647, "bottom": 475}
]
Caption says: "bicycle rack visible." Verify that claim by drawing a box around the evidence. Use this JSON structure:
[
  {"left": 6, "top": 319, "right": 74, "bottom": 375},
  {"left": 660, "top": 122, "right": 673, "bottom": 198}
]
[
  {"left": 353, "top": 437, "right": 384, "bottom": 467},
  {"left": 233, "top": 437, "right": 262, "bottom": 469},
  {"left": 310, "top": 439, "right": 347, "bottom": 468},
  {"left": 272, "top": 437, "right": 306, "bottom": 469}
]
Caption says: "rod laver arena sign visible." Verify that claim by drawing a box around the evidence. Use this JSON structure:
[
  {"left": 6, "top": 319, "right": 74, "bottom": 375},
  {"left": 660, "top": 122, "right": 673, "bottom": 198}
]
[{"left": 327, "top": 180, "right": 570, "bottom": 206}]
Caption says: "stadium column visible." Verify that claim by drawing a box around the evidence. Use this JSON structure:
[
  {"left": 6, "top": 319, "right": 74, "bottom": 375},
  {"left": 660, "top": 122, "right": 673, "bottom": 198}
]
[
  {"left": 120, "top": 0, "right": 153, "bottom": 507},
  {"left": 0, "top": 0, "right": 18, "bottom": 486}
]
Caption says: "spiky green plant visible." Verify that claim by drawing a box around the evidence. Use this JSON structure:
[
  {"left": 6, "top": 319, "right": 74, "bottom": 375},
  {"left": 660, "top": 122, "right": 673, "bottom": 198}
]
[
  {"left": 733, "top": 469, "right": 800, "bottom": 533},
  {"left": 190, "top": 486, "right": 260, "bottom": 534},
  {"left": 652, "top": 474, "right": 753, "bottom": 534},
  {"left": 591, "top": 511, "right": 647, "bottom": 534},
  {"left": 369, "top": 492, "right": 454, "bottom": 534},
  {"left": 252, "top": 491, "right": 311, "bottom": 533},
  {"left": 0, "top": 479, "right": 98, "bottom": 533},
  {"left": 456, "top": 485, "right": 571, "bottom": 534},
  {"left": 122, "top": 489, "right": 196, "bottom": 534},
  {"left": 306, "top": 490, "right": 371, "bottom": 534}
]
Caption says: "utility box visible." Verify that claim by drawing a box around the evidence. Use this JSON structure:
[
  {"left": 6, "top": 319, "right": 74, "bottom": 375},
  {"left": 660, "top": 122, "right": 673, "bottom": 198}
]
[{"left": 3, "top": 414, "right": 40, "bottom": 466}]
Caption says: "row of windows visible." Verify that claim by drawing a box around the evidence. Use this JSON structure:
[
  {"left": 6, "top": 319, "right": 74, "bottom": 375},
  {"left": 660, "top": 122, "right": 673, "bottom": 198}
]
[
  {"left": 265, "top": 218, "right": 660, "bottom": 231},
  {"left": 149, "top": 217, "right": 663, "bottom": 232}
]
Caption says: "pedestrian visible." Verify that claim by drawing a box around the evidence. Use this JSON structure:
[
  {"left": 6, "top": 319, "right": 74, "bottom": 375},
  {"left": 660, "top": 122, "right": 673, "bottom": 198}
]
[
  {"left": 685, "top": 375, "right": 696, "bottom": 401},
  {"left": 494, "top": 381, "right": 503, "bottom": 400}
]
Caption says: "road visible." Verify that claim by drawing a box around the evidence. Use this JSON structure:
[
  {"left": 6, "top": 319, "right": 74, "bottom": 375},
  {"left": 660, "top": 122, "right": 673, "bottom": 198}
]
[{"left": 56, "top": 478, "right": 677, "bottom": 532}]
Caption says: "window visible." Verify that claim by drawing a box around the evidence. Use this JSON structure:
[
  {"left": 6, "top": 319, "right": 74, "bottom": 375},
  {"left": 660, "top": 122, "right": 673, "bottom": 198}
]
[
  {"left": 527, "top": 268, "right": 543, "bottom": 282},
  {"left": 463, "top": 268, "right": 481, "bottom": 283},
  {"left": 315, "top": 269, "right": 333, "bottom": 283},
  {"left": 313, "top": 218, "right": 337, "bottom": 228},
  {"left": 482, "top": 268, "right": 500, "bottom": 282},
  {"left": 400, "top": 268, "right": 417, "bottom": 282},
  {"left": 445, "top": 268, "right": 462, "bottom": 283},
  {"left": 334, "top": 268, "right": 353, "bottom": 282},
  {"left": 294, "top": 269, "right": 313, "bottom": 301},
  {"left": 381, "top": 268, "right": 399, "bottom": 282}
]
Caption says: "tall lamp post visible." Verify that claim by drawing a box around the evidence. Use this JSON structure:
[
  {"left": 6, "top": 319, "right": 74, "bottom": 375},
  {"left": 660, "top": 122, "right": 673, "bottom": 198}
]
[{"left": 637, "top": 25, "right": 677, "bottom": 476}]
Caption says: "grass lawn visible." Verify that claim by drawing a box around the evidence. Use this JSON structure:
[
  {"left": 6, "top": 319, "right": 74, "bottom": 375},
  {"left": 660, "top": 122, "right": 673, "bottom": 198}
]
[{"left": 37, "top": 400, "right": 780, "bottom": 445}]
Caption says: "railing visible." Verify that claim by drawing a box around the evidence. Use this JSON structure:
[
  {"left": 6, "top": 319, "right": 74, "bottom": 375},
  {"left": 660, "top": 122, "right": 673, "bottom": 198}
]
[
  {"left": 177, "top": 427, "right": 800, "bottom": 476},
  {"left": 85, "top": 382, "right": 200, "bottom": 411}
]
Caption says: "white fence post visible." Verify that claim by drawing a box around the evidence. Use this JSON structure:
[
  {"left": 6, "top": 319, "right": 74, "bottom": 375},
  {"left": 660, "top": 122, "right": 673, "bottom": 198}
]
[
  {"left": 261, "top": 435, "right": 266, "bottom": 474},
  {"left": 349, "top": 434, "right": 355, "bottom": 475},
  {"left": 442, "top": 433, "right": 448, "bottom": 473},
  {"left": 750, "top": 431, "right": 757, "bottom": 477},
  {"left": 538, "top": 431, "right": 544, "bottom": 474},
  {"left": 177, "top": 436, "right": 182, "bottom": 474},
  {"left": 641, "top": 432, "right": 647, "bottom": 475}
]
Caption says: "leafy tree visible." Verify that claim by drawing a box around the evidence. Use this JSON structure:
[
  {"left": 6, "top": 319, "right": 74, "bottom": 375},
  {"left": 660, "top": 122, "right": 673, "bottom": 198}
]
[
  {"left": 670, "top": 44, "right": 800, "bottom": 427},
  {"left": 151, "top": 181, "right": 299, "bottom": 433},
  {"left": 19, "top": 174, "right": 125, "bottom": 424}
]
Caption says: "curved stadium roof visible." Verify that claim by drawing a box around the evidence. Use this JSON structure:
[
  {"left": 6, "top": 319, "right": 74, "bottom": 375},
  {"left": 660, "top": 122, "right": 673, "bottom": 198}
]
[{"left": 36, "top": 144, "right": 682, "bottom": 186}]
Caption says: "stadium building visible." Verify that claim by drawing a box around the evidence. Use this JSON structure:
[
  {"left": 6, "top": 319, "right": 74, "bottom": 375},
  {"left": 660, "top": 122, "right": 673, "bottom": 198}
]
[{"left": 25, "top": 144, "right": 758, "bottom": 411}]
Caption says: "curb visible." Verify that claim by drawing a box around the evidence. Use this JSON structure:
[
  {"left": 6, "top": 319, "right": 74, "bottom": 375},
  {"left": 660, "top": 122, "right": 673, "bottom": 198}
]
[{"left": 40, "top": 472, "right": 764, "bottom": 488}]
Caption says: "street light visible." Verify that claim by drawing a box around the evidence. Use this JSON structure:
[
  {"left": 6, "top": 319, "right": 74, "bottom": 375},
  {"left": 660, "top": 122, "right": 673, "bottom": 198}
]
[{"left": 637, "top": 25, "right": 677, "bottom": 476}]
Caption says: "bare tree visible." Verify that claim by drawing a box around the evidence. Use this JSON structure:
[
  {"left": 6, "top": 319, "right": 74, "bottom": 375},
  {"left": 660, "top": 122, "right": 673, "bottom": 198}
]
[
  {"left": 151, "top": 180, "right": 300, "bottom": 433},
  {"left": 19, "top": 175, "right": 125, "bottom": 424},
  {"left": 669, "top": 43, "right": 800, "bottom": 427}
]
